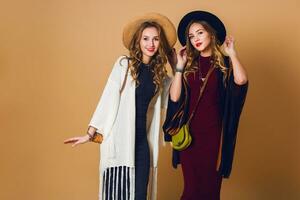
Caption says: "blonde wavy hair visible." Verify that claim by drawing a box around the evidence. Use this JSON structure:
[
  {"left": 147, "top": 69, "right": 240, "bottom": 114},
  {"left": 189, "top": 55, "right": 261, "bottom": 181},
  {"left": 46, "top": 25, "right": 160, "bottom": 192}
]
[
  {"left": 125, "top": 21, "right": 172, "bottom": 93},
  {"left": 184, "top": 20, "right": 229, "bottom": 83}
]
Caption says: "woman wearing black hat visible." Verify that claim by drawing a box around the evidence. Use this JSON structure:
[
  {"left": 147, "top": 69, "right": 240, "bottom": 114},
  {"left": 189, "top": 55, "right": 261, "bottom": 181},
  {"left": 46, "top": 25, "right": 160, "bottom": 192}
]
[{"left": 163, "top": 11, "right": 248, "bottom": 199}]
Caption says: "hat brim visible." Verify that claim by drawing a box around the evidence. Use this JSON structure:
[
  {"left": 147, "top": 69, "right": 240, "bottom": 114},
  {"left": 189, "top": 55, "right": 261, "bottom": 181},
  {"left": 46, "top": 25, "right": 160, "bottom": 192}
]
[
  {"left": 123, "top": 13, "right": 177, "bottom": 50},
  {"left": 177, "top": 11, "right": 226, "bottom": 46}
]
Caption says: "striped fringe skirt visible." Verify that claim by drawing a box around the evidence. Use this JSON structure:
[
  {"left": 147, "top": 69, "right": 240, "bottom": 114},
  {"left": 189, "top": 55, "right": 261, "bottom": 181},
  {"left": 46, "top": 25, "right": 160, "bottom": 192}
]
[{"left": 100, "top": 166, "right": 135, "bottom": 200}]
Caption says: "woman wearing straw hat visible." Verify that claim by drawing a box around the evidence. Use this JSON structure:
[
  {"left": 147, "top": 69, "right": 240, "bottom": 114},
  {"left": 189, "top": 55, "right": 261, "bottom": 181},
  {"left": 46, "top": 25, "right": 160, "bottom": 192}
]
[
  {"left": 64, "top": 13, "right": 176, "bottom": 200},
  {"left": 163, "top": 11, "right": 248, "bottom": 199}
]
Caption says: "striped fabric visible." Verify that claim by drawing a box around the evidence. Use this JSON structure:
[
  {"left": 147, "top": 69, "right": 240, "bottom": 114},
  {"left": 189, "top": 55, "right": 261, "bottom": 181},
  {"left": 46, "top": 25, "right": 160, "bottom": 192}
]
[{"left": 101, "top": 166, "right": 135, "bottom": 200}]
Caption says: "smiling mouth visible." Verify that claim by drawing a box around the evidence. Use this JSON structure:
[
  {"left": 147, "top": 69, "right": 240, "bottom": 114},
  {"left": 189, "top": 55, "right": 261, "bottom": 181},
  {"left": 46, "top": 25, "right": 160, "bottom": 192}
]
[
  {"left": 147, "top": 48, "right": 155, "bottom": 52},
  {"left": 196, "top": 43, "right": 202, "bottom": 47}
]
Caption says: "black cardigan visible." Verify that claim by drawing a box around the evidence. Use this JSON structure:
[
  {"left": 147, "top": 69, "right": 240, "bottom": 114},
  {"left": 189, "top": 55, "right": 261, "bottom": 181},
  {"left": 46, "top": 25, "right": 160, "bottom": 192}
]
[{"left": 162, "top": 59, "right": 248, "bottom": 178}]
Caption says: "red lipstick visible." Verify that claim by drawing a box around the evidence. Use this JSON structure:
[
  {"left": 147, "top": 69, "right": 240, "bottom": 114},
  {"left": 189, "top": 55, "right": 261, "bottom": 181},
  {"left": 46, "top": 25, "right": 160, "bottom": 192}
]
[
  {"left": 195, "top": 42, "right": 202, "bottom": 47},
  {"left": 147, "top": 48, "right": 155, "bottom": 52}
]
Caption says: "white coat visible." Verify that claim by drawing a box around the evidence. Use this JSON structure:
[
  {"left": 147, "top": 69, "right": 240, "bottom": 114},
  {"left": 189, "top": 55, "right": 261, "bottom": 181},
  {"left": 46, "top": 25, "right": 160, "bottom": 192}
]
[{"left": 89, "top": 56, "right": 171, "bottom": 200}]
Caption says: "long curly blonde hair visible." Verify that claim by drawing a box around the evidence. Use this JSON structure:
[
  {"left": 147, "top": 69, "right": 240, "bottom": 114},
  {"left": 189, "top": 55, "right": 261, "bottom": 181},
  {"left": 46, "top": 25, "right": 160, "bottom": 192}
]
[
  {"left": 125, "top": 21, "right": 172, "bottom": 93},
  {"left": 184, "top": 20, "right": 229, "bottom": 83}
]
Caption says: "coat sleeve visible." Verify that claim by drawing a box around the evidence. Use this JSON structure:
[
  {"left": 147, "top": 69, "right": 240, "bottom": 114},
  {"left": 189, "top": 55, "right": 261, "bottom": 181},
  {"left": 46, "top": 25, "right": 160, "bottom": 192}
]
[
  {"left": 88, "top": 56, "right": 126, "bottom": 140},
  {"left": 162, "top": 78, "right": 187, "bottom": 142},
  {"left": 161, "top": 75, "right": 172, "bottom": 109},
  {"left": 220, "top": 68, "right": 249, "bottom": 178}
]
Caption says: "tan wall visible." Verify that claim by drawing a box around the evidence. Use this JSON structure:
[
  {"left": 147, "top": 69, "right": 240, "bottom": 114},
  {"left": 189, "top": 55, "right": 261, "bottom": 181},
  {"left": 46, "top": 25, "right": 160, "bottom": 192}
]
[{"left": 1, "top": 0, "right": 299, "bottom": 199}]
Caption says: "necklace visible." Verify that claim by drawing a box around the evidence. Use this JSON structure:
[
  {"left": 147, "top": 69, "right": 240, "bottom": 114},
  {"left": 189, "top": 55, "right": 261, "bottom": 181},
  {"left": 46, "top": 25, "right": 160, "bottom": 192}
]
[
  {"left": 198, "top": 66, "right": 205, "bottom": 82},
  {"left": 197, "top": 58, "right": 214, "bottom": 82}
]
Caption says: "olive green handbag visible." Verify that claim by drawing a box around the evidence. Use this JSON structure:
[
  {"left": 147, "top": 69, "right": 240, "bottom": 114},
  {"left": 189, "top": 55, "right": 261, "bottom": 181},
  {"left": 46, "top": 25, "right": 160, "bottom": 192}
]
[
  {"left": 172, "top": 124, "right": 192, "bottom": 150},
  {"left": 172, "top": 66, "right": 215, "bottom": 151}
]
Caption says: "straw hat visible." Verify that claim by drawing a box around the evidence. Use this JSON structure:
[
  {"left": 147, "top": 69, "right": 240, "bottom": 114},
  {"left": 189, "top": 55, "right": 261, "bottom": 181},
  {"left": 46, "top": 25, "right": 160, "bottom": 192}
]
[{"left": 122, "top": 13, "right": 177, "bottom": 49}]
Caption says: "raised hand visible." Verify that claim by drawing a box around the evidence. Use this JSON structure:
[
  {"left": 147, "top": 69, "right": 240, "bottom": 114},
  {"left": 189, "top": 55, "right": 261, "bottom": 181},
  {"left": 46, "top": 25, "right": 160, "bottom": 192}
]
[
  {"left": 224, "top": 36, "right": 237, "bottom": 57},
  {"left": 167, "top": 48, "right": 178, "bottom": 70},
  {"left": 176, "top": 46, "right": 187, "bottom": 70}
]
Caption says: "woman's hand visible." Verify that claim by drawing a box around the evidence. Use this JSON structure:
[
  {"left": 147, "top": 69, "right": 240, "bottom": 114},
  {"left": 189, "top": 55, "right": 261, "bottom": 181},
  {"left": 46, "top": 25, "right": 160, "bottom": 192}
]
[
  {"left": 64, "top": 135, "right": 90, "bottom": 147},
  {"left": 169, "top": 46, "right": 187, "bottom": 102},
  {"left": 224, "top": 36, "right": 237, "bottom": 57},
  {"left": 176, "top": 46, "right": 187, "bottom": 70},
  {"left": 224, "top": 36, "right": 248, "bottom": 85},
  {"left": 167, "top": 48, "right": 178, "bottom": 70}
]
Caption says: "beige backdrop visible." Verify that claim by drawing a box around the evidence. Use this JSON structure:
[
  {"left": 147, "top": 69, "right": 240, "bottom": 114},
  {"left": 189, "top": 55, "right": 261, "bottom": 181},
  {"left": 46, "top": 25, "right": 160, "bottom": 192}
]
[{"left": 1, "top": 0, "right": 300, "bottom": 199}]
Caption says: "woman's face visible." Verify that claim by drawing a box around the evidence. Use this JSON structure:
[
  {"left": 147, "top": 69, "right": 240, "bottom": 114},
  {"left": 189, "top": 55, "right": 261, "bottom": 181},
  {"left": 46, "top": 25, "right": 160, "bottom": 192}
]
[
  {"left": 139, "top": 27, "right": 160, "bottom": 63},
  {"left": 188, "top": 22, "right": 212, "bottom": 53}
]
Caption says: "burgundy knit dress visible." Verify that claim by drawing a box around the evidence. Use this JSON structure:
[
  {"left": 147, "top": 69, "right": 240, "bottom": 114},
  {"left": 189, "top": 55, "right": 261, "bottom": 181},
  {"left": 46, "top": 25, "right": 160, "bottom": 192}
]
[{"left": 180, "top": 55, "right": 222, "bottom": 200}]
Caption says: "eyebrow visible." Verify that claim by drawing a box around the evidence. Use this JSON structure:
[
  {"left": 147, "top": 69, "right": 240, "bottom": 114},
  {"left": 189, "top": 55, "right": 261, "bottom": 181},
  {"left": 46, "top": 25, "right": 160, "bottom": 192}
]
[
  {"left": 188, "top": 28, "right": 205, "bottom": 36},
  {"left": 142, "top": 35, "right": 159, "bottom": 38}
]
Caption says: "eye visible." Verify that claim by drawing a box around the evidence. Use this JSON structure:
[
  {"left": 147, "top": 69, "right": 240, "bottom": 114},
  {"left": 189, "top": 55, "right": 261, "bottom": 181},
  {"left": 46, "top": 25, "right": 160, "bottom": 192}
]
[
  {"left": 189, "top": 36, "right": 194, "bottom": 40},
  {"left": 198, "top": 31, "right": 203, "bottom": 35},
  {"left": 143, "top": 37, "right": 149, "bottom": 41},
  {"left": 154, "top": 37, "right": 159, "bottom": 41}
]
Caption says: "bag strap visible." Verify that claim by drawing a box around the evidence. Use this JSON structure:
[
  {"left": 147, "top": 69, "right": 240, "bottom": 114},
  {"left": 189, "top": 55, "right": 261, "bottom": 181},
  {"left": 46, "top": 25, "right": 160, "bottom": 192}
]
[
  {"left": 186, "top": 65, "right": 215, "bottom": 125},
  {"left": 119, "top": 58, "right": 130, "bottom": 94}
]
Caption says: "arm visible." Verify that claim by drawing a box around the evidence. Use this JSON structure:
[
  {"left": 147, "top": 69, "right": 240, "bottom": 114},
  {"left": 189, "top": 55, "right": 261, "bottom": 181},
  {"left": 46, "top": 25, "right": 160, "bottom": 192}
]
[
  {"left": 88, "top": 56, "right": 125, "bottom": 140},
  {"left": 63, "top": 126, "right": 101, "bottom": 147},
  {"left": 224, "top": 36, "right": 248, "bottom": 85},
  {"left": 169, "top": 46, "right": 187, "bottom": 102},
  {"left": 64, "top": 56, "right": 125, "bottom": 147}
]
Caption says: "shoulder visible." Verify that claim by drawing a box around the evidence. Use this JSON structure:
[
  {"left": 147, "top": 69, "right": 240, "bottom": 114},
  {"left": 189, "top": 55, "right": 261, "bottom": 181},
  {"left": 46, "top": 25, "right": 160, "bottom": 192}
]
[
  {"left": 112, "top": 55, "right": 129, "bottom": 72},
  {"left": 116, "top": 55, "right": 129, "bottom": 65},
  {"left": 107, "top": 55, "right": 130, "bottom": 82}
]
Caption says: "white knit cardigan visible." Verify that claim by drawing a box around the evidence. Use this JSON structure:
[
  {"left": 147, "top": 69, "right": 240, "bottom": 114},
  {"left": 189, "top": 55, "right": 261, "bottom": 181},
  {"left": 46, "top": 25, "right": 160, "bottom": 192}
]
[{"left": 89, "top": 56, "right": 171, "bottom": 200}]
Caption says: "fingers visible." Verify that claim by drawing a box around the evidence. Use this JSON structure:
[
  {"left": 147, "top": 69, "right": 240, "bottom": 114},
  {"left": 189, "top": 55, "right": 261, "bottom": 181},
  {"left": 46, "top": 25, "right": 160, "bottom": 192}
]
[
  {"left": 178, "top": 46, "right": 186, "bottom": 53},
  {"left": 63, "top": 137, "right": 79, "bottom": 144},
  {"left": 171, "top": 48, "right": 177, "bottom": 55},
  {"left": 72, "top": 141, "right": 80, "bottom": 147},
  {"left": 179, "top": 46, "right": 186, "bottom": 51},
  {"left": 225, "top": 35, "right": 235, "bottom": 44},
  {"left": 72, "top": 137, "right": 88, "bottom": 147},
  {"left": 168, "top": 48, "right": 177, "bottom": 59},
  {"left": 224, "top": 36, "right": 237, "bottom": 56},
  {"left": 178, "top": 46, "right": 187, "bottom": 57},
  {"left": 167, "top": 50, "right": 178, "bottom": 69}
]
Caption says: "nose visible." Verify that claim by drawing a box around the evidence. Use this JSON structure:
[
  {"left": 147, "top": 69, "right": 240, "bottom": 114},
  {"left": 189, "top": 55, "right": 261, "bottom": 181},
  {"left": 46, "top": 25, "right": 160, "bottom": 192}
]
[
  {"left": 194, "top": 35, "right": 200, "bottom": 42},
  {"left": 149, "top": 40, "right": 155, "bottom": 47}
]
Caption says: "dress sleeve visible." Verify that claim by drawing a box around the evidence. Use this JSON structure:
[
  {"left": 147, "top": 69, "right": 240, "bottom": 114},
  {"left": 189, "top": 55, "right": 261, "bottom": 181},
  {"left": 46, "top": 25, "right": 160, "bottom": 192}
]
[{"left": 88, "top": 56, "right": 126, "bottom": 140}]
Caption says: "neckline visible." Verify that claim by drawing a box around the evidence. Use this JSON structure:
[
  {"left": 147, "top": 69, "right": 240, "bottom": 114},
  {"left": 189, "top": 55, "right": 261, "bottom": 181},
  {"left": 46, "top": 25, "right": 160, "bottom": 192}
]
[
  {"left": 141, "top": 62, "right": 150, "bottom": 66},
  {"left": 199, "top": 55, "right": 211, "bottom": 59}
]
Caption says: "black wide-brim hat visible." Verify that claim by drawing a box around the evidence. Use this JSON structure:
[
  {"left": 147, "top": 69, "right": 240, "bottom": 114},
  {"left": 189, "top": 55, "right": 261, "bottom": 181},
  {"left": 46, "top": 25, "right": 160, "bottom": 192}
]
[{"left": 177, "top": 10, "right": 226, "bottom": 46}]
